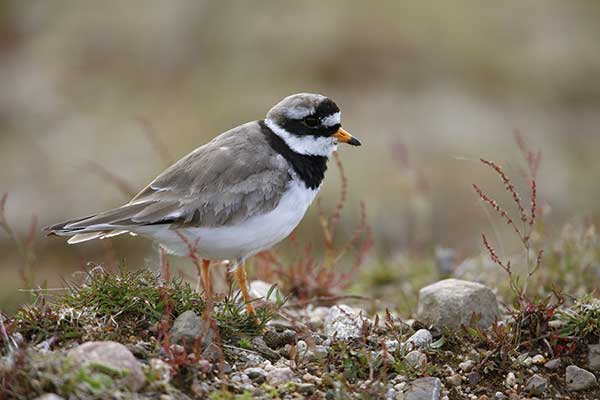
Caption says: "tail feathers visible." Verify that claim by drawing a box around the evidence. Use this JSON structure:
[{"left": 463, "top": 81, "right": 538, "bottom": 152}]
[
  {"left": 44, "top": 202, "right": 156, "bottom": 244},
  {"left": 66, "top": 230, "right": 131, "bottom": 244}
]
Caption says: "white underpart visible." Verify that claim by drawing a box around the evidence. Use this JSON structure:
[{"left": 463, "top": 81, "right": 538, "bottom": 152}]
[
  {"left": 134, "top": 178, "right": 319, "bottom": 260},
  {"left": 265, "top": 118, "right": 338, "bottom": 157},
  {"left": 322, "top": 111, "right": 341, "bottom": 127}
]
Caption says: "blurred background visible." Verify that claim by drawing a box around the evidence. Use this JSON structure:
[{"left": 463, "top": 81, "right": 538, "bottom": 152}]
[{"left": 1, "top": 1, "right": 599, "bottom": 313}]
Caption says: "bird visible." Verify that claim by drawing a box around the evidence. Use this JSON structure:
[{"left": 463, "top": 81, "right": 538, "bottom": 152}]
[{"left": 45, "top": 93, "right": 361, "bottom": 314}]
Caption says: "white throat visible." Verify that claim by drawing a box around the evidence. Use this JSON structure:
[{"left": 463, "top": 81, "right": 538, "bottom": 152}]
[{"left": 265, "top": 118, "right": 338, "bottom": 157}]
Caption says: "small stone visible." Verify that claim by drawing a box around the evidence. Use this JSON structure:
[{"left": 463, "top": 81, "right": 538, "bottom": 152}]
[
  {"left": 323, "top": 304, "right": 368, "bottom": 339},
  {"left": 67, "top": 341, "right": 145, "bottom": 391},
  {"left": 244, "top": 367, "right": 267, "bottom": 383},
  {"left": 394, "top": 382, "right": 407, "bottom": 391},
  {"left": 494, "top": 392, "right": 506, "bottom": 399},
  {"left": 467, "top": 371, "right": 481, "bottom": 385},
  {"left": 525, "top": 374, "right": 547, "bottom": 396},
  {"left": 544, "top": 358, "right": 561, "bottom": 370},
  {"left": 588, "top": 344, "right": 600, "bottom": 371},
  {"left": 313, "top": 345, "right": 328, "bottom": 359},
  {"left": 403, "top": 329, "right": 433, "bottom": 351},
  {"left": 148, "top": 358, "right": 171, "bottom": 384},
  {"left": 33, "top": 395, "right": 64, "bottom": 400},
  {"left": 169, "top": 311, "right": 213, "bottom": 351},
  {"left": 565, "top": 365, "right": 597, "bottom": 391},
  {"left": 405, "top": 351, "right": 427, "bottom": 369},
  {"left": 458, "top": 359, "right": 474, "bottom": 372},
  {"left": 297, "top": 340, "right": 308, "bottom": 355},
  {"left": 405, "top": 377, "right": 441, "bottom": 400},
  {"left": 505, "top": 372, "right": 516, "bottom": 388},
  {"left": 266, "top": 366, "right": 294, "bottom": 386},
  {"left": 263, "top": 327, "right": 297, "bottom": 349},
  {"left": 531, "top": 354, "right": 545, "bottom": 365},
  {"left": 296, "top": 382, "right": 316, "bottom": 395},
  {"left": 417, "top": 279, "right": 500, "bottom": 330},
  {"left": 447, "top": 374, "right": 462, "bottom": 386}
]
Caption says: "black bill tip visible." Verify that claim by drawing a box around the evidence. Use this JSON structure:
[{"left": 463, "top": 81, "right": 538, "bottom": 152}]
[{"left": 348, "top": 137, "right": 362, "bottom": 146}]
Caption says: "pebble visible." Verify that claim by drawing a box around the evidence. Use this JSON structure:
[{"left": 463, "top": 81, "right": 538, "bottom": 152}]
[
  {"left": 296, "top": 382, "right": 316, "bottom": 395},
  {"left": 403, "top": 329, "right": 433, "bottom": 351},
  {"left": 531, "top": 354, "right": 545, "bottom": 365},
  {"left": 525, "top": 374, "right": 547, "bottom": 396},
  {"left": 266, "top": 366, "right": 294, "bottom": 386},
  {"left": 588, "top": 344, "right": 600, "bottom": 371},
  {"left": 169, "top": 311, "right": 213, "bottom": 351},
  {"left": 67, "top": 341, "right": 146, "bottom": 391},
  {"left": 565, "top": 364, "right": 597, "bottom": 391},
  {"left": 405, "top": 350, "right": 427, "bottom": 369},
  {"left": 458, "top": 359, "right": 474, "bottom": 372},
  {"left": 447, "top": 374, "right": 462, "bottom": 386},
  {"left": 505, "top": 372, "right": 516, "bottom": 388},
  {"left": 394, "top": 382, "right": 407, "bottom": 391},
  {"left": 244, "top": 367, "right": 267, "bottom": 383},
  {"left": 323, "top": 304, "right": 368, "bottom": 339},
  {"left": 405, "top": 377, "right": 441, "bottom": 400},
  {"left": 544, "top": 358, "right": 561, "bottom": 370}
]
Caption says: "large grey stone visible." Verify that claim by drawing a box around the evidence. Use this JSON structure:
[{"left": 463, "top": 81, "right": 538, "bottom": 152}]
[
  {"left": 169, "top": 310, "right": 213, "bottom": 351},
  {"left": 405, "top": 377, "right": 441, "bottom": 400},
  {"left": 67, "top": 341, "right": 145, "bottom": 391},
  {"left": 417, "top": 279, "right": 500, "bottom": 330},
  {"left": 588, "top": 344, "right": 600, "bottom": 371},
  {"left": 566, "top": 365, "right": 597, "bottom": 391}
]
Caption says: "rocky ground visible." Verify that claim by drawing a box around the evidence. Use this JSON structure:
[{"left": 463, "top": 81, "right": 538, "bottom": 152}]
[{"left": 1, "top": 267, "right": 599, "bottom": 399}]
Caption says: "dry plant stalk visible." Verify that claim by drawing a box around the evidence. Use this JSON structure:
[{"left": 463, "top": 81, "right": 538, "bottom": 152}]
[
  {"left": 0, "top": 193, "right": 38, "bottom": 288},
  {"left": 474, "top": 149, "right": 543, "bottom": 299}
]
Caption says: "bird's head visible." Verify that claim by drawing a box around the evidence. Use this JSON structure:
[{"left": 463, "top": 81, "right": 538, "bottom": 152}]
[{"left": 264, "top": 93, "right": 361, "bottom": 157}]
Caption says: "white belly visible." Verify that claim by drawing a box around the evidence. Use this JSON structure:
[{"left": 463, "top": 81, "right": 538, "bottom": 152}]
[{"left": 136, "top": 179, "right": 318, "bottom": 260}]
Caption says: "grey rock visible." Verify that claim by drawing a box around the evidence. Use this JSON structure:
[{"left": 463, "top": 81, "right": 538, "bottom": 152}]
[
  {"left": 266, "top": 366, "right": 294, "bottom": 386},
  {"left": 244, "top": 367, "right": 267, "bottom": 383},
  {"left": 417, "top": 279, "right": 499, "bottom": 330},
  {"left": 67, "top": 341, "right": 145, "bottom": 391},
  {"left": 446, "top": 374, "right": 461, "bottom": 386},
  {"left": 526, "top": 374, "right": 547, "bottom": 396},
  {"left": 33, "top": 395, "right": 64, "bottom": 400},
  {"left": 405, "top": 377, "right": 441, "bottom": 400},
  {"left": 169, "top": 311, "right": 213, "bottom": 351},
  {"left": 296, "top": 382, "right": 316, "bottom": 395},
  {"left": 323, "top": 304, "right": 368, "bottom": 339},
  {"left": 405, "top": 350, "right": 427, "bottom": 369},
  {"left": 589, "top": 344, "right": 600, "bottom": 371},
  {"left": 263, "top": 327, "right": 297, "bottom": 349},
  {"left": 403, "top": 329, "right": 433, "bottom": 351},
  {"left": 505, "top": 372, "right": 516, "bottom": 387},
  {"left": 566, "top": 365, "right": 597, "bottom": 391},
  {"left": 544, "top": 358, "right": 561, "bottom": 370},
  {"left": 458, "top": 359, "right": 474, "bottom": 372}
]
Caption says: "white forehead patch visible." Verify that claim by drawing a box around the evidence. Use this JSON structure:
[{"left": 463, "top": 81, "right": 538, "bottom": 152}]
[
  {"left": 265, "top": 119, "right": 338, "bottom": 157},
  {"left": 322, "top": 111, "right": 341, "bottom": 127},
  {"left": 285, "top": 106, "right": 315, "bottom": 119}
]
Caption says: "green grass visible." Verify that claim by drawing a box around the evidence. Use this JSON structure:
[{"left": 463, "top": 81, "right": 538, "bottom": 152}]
[{"left": 8, "top": 265, "right": 279, "bottom": 347}]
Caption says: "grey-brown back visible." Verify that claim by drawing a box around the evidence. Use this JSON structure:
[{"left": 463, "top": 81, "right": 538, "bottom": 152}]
[{"left": 46, "top": 121, "right": 292, "bottom": 234}]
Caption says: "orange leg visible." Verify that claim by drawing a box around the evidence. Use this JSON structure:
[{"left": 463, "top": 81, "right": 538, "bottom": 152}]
[
  {"left": 198, "top": 259, "right": 212, "bottom": 300},
  {"left": 235, "top": 262, "right": 256, "bottom": 315}
]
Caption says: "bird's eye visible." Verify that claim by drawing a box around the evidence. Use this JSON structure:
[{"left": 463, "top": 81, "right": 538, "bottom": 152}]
[{"left": 303, "top": 116, "right": 319, "bottom": 127}]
